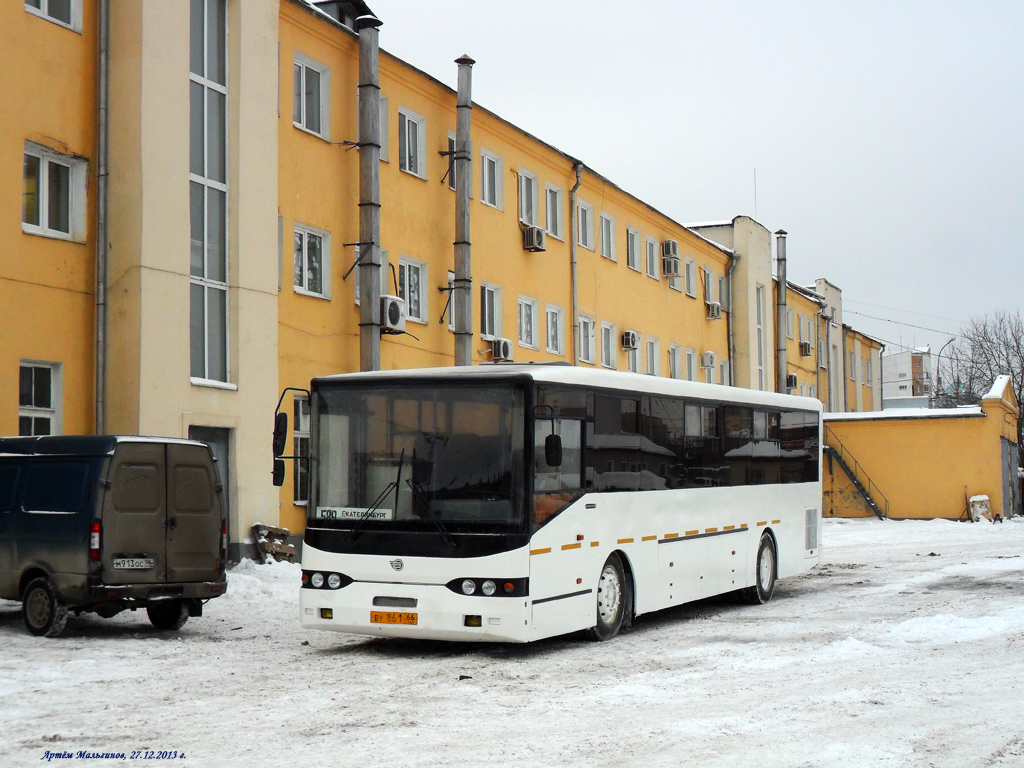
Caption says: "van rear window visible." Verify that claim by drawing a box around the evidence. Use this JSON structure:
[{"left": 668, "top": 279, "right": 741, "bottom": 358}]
[{"left": 23, "top": 462, "right": 93, "bottom": 514}]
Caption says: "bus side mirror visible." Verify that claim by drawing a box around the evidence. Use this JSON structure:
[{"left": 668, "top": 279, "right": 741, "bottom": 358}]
[
  {"left": 272, "top": 459, "right": 286, "bottom": 487},
  {"left": 545, "top": 434, "right": 562, "bottom": 467},
  {"left": 273, "top": 412, "right": 288, "bottom": 457}
]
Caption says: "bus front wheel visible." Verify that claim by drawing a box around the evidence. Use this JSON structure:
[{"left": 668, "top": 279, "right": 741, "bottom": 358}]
[
  {"left": 587, "top": 554, "right": 626, "bottom": 641},
  {"left": 741, "top": 534, "right": 777, "bottom": 605}
]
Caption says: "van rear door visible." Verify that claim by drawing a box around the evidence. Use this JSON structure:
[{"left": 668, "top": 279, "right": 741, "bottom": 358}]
[
  {"left": 101, "top": 442, "right": 167, "bottom": 584},
  {"left": 166, "top": 443, "right": 222, "bottom": 583}
]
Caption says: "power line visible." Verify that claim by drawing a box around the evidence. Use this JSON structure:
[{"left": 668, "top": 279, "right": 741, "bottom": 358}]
[
  {"left": 844, "top": 299, "right": 963, "bottom": 324},
  {"left": 843, "top": 310, "right": 958, "bottom": 337}
]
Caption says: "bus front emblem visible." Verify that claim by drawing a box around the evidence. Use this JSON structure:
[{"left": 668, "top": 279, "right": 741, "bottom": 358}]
[{"left": 390, "top": 559, "right": 404, "bottom": 571}]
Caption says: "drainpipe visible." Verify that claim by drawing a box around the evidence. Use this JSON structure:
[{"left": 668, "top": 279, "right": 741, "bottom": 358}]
[
  {"left": 774, "top": 230, "right": 788, "bottom": 394},
  {"left": 356, "top": 15, "right": 383, "bottom": 372},
  {"left": 453, "top": 55, "right": 474, "bottom": 366},
  {"left": 878, "top": 344, "right": 885, "bottom": 410},
  {"left": 726, "top": 252, "right": 740, "bottom": 386},
  {"left": 94, "top": 0, "right": 110, "bottom": 434},
  {"left": 825, "top": 310, "right": 834, "bottom": 412},
  {"left": 842, "top": 324, "right": 850, "bottom": 411},
  {"left": 569, "top": 163, "right": 583, "bottom": 365},
  {"left": 815, "top": 306, "right": 823, "bottom": 406}
]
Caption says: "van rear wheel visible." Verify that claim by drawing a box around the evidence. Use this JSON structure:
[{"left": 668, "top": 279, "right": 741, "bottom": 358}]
[
  {"left": 22, "top": 577, "right": 69, "bottom": 638},
  {"left": 147, "top": 600, "right": 189, "bottom": 631}
]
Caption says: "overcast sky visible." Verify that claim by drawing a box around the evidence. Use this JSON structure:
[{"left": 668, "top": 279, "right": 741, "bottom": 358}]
[{"left": 372, "top": 0, "right": 1023, "bottom": 357}]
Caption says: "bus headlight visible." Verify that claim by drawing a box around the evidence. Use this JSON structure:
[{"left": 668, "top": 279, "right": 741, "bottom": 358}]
[
  {"left": 310, "top": 572, "right": 325, "bottom": 589},
  {"left": 461, "top": 579, "right": 476, "bottom": 595},
  {"left": 481, "top": 580, "right": 496, "bottom": 596},
  {"left": 327, "top": 573, "right": 342, "bottom": 589}
]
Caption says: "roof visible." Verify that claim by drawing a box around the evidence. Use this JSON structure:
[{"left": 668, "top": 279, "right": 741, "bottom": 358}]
[
  {"left": 0, "top": 435, "right": 208, "bottom": 457},
  {"left": 312, "top": 365, "right": 823, "bottom": 412},
  {"left": 824, "top": 406, "right": 984, "bottom": 423},
  {"left": 984, "top": 375, "right": 1013, "bottom": 400}
]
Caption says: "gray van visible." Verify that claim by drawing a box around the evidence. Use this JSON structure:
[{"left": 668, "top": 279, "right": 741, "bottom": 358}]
[{"left": 0, "top": 436, "right": 227, "bottom": 637}]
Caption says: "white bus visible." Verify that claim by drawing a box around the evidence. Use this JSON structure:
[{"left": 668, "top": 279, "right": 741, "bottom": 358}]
[{"left": 293, "top": 365, "right": 821, "bottom": 642}]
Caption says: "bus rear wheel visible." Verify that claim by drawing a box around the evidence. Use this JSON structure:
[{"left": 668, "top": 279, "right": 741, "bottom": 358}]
[
  {"left": 741, "top": 534, "right": 777, "bottom": 605},
  {"left": 587, "top": 554, "right": 626, "bottom": 641}
]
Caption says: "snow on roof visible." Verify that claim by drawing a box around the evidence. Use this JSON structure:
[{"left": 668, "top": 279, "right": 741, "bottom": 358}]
[
  {"left": 824, "top": 406, "right": 984, "bottom": 422},
  {"left": 684, "top": 221, "right": 734, "bottom": 229},
  {"left": 983, "top": 375, "right": 1012, "bottom": 400}
]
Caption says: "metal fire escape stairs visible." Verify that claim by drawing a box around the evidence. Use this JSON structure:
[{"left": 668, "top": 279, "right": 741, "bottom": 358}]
[{"left": 823, "top": 426, "right": 889, "bottom": 520}]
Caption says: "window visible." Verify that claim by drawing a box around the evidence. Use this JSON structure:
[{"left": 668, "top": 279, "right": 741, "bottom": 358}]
[
  {"left": 293, "top": 53, "right": 330, "bottom": 138},
  {"left": 787, "top": 308, "right": 794, "bottom": 339},
  {"left": 293, "top": 396, "right": 310, "bottom": 505},
  {"left": 719, "top": 276, "right": 728, "bottom": 310},
  {"left": 577, "top": 200, "right": 594, "bottom": 250},
  {"left": 398, "top": 108, "right": 426, "bottom": 178},
  {"left": 626, "top": 341, "right": 639, "bottom": 373},
  {"left": 293, "top": 224, "right": 330, "bottom": 298},
  {"left": 600, "top": 323, "right": 616, "bottom": 368},
  {"left": 702, "top": 267, "right": 714, "bottom": 302},
  {"left": 446, "top": 270, "right": 456, "bottom": 330},
  {"left": 546, "top": 305, "right": 564, "bottom": 355},
  {"left": 865, "top": 359, "right": 873, "bottom": 386},
  {"left": 800, "top": 383, "right": 807, "bottom": 397},
  {"left": 646, "top": 338, "right": 659, "bottom": 376},
  {"left": 756, "top": 285, "right": 766, "bottom": 390},
  {"left": 685, "top": 348, "right": 697, "bottom": 381},
  {"left": 684, "top": 258, "right": 696, "bottom": 297},
  {"left": 398, "top": 257, "right": 427, "bottom": 323},
  {"left": 599, "top": 214, "right": 615, "bottom": 260},
  {"left": 819, "top": 339, "right": 827, "bottom": 367},
  {"left": 518, "top": 171, "right": 538, "bottom": 225},
  {"left": 644, "top": 238, "right": 658, "bottom": 279},
  {"left": 809, "top": 385, "right": 817, "bottom": 399},
  {"left": 19, "top": 362, "right": 60, "bottom": 436},
  {"left": 626, "top": 229, "right": 640, "bottom": 271},
  {"left": 190, "top": 0, "right": 229, "bottom": 384},
  {"left": 22, "top": 143, "right": 86, "bottom": 241},
  {"left": 545, "top": 184, "right": 562, "bottom": 239},
  {"left": 481, "top": 149, "right": 502, "bottom": 208},
  {"left": 353, "top": 246, "right": 388, "bottom": 306},
  {"left": 25, "top": 0, "right": 80, "bottom": 30},
  {"left": 849, "top": 351, "right": 856, "bottom": 379},
  {"left": 518, "top": 297, "right": 539, "bottom": 349},
  {"left": 578, "top": 315, "right": 596, "bottom": 364},
  {"left": 669, "top": 345, "right": 683, "bottom": 379},
  {"left": 797, "top": 313, "right": 806, "bottom": 342},
  {"left": 480, "top": 283, "right": 501, "bottom": 339},
  {"left": 720, "top": 359, "right": 730, "bottom": 386}
]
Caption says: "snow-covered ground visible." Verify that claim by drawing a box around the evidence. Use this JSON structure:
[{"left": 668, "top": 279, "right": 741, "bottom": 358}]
[{"left": 3, "top": 518, "right": 1024, "bottom": 767}]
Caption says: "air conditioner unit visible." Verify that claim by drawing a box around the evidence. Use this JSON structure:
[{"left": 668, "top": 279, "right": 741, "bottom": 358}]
[
  {"left": 380, "top": 294, "right": 406, "bottom": 334},
  {"left": 700, "top": 351, "right": 716, "bottom": 369},
  {"left": 706, "top": 301, "right": 722, "bottom": 320},
  {"left": 662, "top": 255, "right": 682, "bottom": 277},
  {"left": 522, "top": 226, "right": 546, "bottom": 252},
  {"left": 621, "top": 330, "right": 640, "bottom": 351},
  {"left": 661, "top": 239, "right": 679, "bottom": 259},
  {"left": 786, "top": 373, "right": 798, "bottom": 390},
  {"left": 799, "top": 340, "right": 812, "bottom": 357},
  {"left": 491, "top": 337, "right": 514, "bottom": 362}
]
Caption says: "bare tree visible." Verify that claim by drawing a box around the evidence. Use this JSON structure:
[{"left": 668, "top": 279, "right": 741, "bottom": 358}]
[{"left": 939, "top": 311, "right": 1024, "bottom": 457}]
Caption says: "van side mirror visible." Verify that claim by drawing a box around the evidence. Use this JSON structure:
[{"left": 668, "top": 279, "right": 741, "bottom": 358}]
[
  {"left": 272, "top": 459, "right": 286, "bottom": 487},
  {"left": 273, "top": 412, "right": 288, "bottom": 457},
  {"left": 545, "top": 434, "right": 562, "bottom": 467}
]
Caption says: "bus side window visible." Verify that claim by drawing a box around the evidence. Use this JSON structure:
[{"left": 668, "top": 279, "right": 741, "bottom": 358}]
[
  {"left": 683, "top": 404, "right": 723, "bottom": 487},
  {"left": 644, "top": 397, "right": 685, "bottom": 489},
  {"left": 587, "top": 396, "right": 644, "bottom": 492}
]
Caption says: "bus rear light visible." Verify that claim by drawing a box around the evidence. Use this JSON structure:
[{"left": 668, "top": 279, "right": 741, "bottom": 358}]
[
  {"left": 311, "top": 572, "right": 325, "bottom": 588},
  {"left": 447, "top": 577, "right": 528, "bottom": 598},
  {"left": 481, "top": 580, "right": 496, "bottom": 596},
  {"left": 461, "top": 579, "right": 476, "bottom": 595},
  {"left": 220, "top": 523, "right": 227, "bottom": 563},
  {"left": 503, "top": 582, "right": 515, "bottom": 593},
  {"left": 89, "top": 521, "right": 101, "bottom": 560},
  {"left": 320, "top": 608, "right": 333, "bottom": 619},
  {"left": 301, "top": 570, "right": 352, "bottom": 589}
]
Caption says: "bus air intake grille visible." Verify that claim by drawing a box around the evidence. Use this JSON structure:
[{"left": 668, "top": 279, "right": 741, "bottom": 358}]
[{"left": 373, "top": 596, "right": 418, "bottom": 608}]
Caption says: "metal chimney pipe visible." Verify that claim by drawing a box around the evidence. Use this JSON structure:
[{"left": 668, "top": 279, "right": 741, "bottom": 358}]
[
  {"left": 453, "top": 55, "right": 475, "bottom": 366},
  {"left": 356, "top": 15, "right": 383, "bottom": 372},
  {"left": 95, "top": 0, "right": 110, "bottom": 433},
  {"left": 775, "top": 230, "right": 788, "bottom": 394}
]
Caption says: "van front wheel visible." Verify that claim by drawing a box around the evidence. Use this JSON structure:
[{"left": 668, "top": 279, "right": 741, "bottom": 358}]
[
  {"left": 147, "top": 600, "right": 190, "bottom": 631},
  {"left": 22, "top": 577, "right": 69, "bottom": 638}
]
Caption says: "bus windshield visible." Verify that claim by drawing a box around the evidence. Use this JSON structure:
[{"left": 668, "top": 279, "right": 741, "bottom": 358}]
[{"left": 311, "top": 382, "right": 526, "bottom": 534}]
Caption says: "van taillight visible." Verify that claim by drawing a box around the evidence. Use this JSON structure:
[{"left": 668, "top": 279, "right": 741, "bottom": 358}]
[
  {"left": 220, "top": 523, "right": 227, "bottom": 562},
  {"left": 89, "top": 521, "right": 101, "bottom": 560}
]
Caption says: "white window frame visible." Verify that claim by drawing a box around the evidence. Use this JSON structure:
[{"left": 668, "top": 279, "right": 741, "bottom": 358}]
[
  {"left": 646, "top": 338, "right": 659, "bottom": 376},
  {"left": 865, "top": 358, "right": 873, "bottom": 387},
  {"left": 22, "top": 142, "right": 87, "bottom": 242},
  {"left": 809, "top": 384, "right": 817, "bottom": 398},
  {"left": 787, "top": 308, "right": 795, "bottom": 339},
  {"left": 446, "top": 270, "right": 456, "bottom": 330},
  {"left": 684, "top": 258, "right": 696, "bottom": 297},
  {"left": 293, "top": 52, "right": 330, "bottom": 140},
  {"left": 645, "top": 237, "right": 658, "bottom": 279},
  {"left": 702, "top": 267, "right": 713, "bottom": 302},
  {"left": 797, "top": 313, "right": 806, "bottom": 342},
  {"left": 719, "top": 276, "right": 728, "bottom": 310},
  {"left": 685, "top": 348, "right": 697, "bottom": 382},
  {"left": 24, "top": 0, "right": 82, "bottom": 32},
  {"left": 480, "top": 148, "right": 503, "bottom": 209},
  {"left": 720, "top": 359, "right": 730, "bottom": 386},
  {"left": 518, "top": 170, "right": 539, "bottom": 226},
  {"left": 576, "top": 199, "right": 594, "bottom": 251},
  {"left": 578, "top": 315, "right": 596, "bottom": 364},
  {"left": 293, "top": 223, "right": 331, "bottom": 299},
  {"left": 546, "top": 304, "right": 564, "bottom": 355},
  {"left": 599, "top": 213, "right": 616, "bottom": 261},
  {"left": 398, "top": 107, "right": 427, "bottom": 179},
  {"left": 626, "top": 343, "right": 639, "bottom": 374},
  {"left": 545, "top": 183, "right": 563, "bottom": 240},
  {"left": 518, "top": 296, "right": 539, "bottom": 349},
  {"left": 800, "top": 383, "right": 807, "bottom": 397},
  {"left": 480, "top": 282, "right": 502, "bottom": 340},
  {"left": 398, "top": 256, "right": 428, "bottom": 323},
  {"left": 668, "top": 344, "right": 683, "bottom": 379},
  {"left": 600, "top": 322, "right": 616, "bottom": 369},
  {"left": 849, "top": 350, "right": 857, "bottom": 380},
  {"left": 18, "top": 360, "right": 62, "bottom": 436},
  {"left": 293, "top": 395, "right": 310, "bottom": 505},
  {"left": 626, "top": 228, "right": 640, "bottom": 271}
]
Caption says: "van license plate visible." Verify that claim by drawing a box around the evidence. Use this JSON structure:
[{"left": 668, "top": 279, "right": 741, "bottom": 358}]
[
  {"left": 370, "top": 611, "right": 417, "bottom": 625},
  {"left": 112, "top": 558, "right": 155, "bottom": 570}
]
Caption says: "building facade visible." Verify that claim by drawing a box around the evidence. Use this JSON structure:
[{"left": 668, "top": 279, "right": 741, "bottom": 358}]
[{"left": 882, "top": 346, "right": 933, "bottom": 408}]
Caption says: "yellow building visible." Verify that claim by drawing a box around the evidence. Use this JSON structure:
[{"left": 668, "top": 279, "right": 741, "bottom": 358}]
[{"left": 824, "top": 376, "right": 1020, "bottom": 519}]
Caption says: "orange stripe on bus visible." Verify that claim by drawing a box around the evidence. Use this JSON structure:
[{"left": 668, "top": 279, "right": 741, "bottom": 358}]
[
  {"left": 617, "top": 538, "right": 634, "bottom": 544},
  {"left": 530, "top": 548, "right": 551, "bottom": 556},
  {"left": 724, "top": 525, "right": 735, "bottom": 530},
  {"left": 741, "top": 524, "right": 748, "bottom": 529},
  {"left": 705, "top": 527, "right": 718, "bottom": 533},
  {"left": 561, "top": 542, "right": 581, "bottom": 551},
  {"left": 772, "top": 519, "right": 781, "bottom": 524},
  {"left": 590, "top": 541, "right": 600, "bottom": 547},
  {"left": 757, "top": 521, "right": 767, "bottom": 526},
  {"left": 665, "top": 533, "right": 678, "bottom": 539},
  {"left": 642, "top": 535, "right": 657, "bottom": 542}
]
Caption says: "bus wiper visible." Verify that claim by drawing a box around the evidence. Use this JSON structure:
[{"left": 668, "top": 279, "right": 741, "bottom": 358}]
[
  {"left": 404, "top": 477, "right": 457, "bottom": 550},
  {"left": 430, "top": 515, "right": 458, "bottom": 550},
  {"left": 348, "top": 449, "right": 404, "bottom": 543}
]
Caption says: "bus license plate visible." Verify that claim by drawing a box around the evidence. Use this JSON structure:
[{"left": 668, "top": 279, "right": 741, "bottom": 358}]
[
  {"left": 370, "top": 611, "right": 417, "bottom": 625},
  {"left": 112, "top": 557, "right": 155, "bottom": 570}
]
